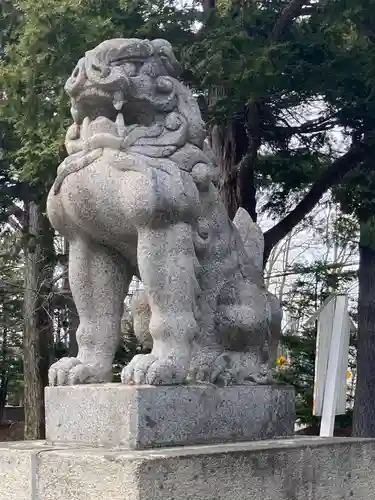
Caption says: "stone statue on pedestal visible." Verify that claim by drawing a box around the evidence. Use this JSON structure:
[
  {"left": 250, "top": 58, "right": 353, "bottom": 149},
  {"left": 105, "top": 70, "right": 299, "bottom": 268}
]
[{"left": 47, "top": 38, "right": 281, "bottom": 387}]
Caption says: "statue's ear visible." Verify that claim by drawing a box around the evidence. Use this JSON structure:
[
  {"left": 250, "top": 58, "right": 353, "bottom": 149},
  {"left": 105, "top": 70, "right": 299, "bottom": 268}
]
[
  {"left": 232, "top": 208, "right": 264, "bottom": 273},
  {"left": 150, "top": 39, "right": 182, "bottom": 78}
]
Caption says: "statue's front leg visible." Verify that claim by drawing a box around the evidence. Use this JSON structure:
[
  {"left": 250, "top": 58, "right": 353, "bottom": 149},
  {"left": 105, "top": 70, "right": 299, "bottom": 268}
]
[
  {"left": 49, "top": 237, "right": 131, "bottom": 385},
  {"left": 122, "top": 222, "right": 199, "bottom": 385}
]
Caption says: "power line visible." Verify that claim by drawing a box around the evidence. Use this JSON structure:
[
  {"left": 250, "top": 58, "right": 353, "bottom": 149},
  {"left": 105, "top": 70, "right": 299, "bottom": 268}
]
[{"left": 266, "top": 261, "right": 359, "bottom": 280}]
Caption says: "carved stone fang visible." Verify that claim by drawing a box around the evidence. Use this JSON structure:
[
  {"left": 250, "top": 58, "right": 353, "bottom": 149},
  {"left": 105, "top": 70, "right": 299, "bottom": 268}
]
[
  {"left": 114, "top": 100, "right": 123, "bottom": 111},
  {"left": 116, "top": 113, "right": 126, "bottom": 138}
]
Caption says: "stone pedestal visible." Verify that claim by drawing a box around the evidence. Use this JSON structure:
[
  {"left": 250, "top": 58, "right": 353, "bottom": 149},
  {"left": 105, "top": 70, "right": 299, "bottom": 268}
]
[
  {"left": 2, "top": 384, "right": 375, "bottom": 498},
  {"left": 2, "top": 438, "right": 375, "bottom": 499},
  {"left": 45, "top": 383, "right": 295, "bottom": 448}
]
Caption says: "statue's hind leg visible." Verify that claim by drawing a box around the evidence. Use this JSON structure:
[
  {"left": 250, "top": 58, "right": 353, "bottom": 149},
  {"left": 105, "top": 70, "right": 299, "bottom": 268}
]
[
  {"left": 121, "top": 222, "right": 200, "bottom": 385},
  {"left": 49, "top": 237, "right": 131, "bottom": 385}
]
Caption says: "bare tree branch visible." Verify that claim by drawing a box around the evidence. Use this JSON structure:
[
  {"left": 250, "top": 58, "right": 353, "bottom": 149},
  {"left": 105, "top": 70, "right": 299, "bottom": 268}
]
[
  {"left": 2, "top": 204, "right": 26, "bottom": 227},
  {"left": 301, "top": 5, "right": 323, "bottom": 16},
  {"left": 263, "top": 141, "right": 372, "bottom": 265},
  {"left": 275, "top": 114, "right": 338, "bottom": 137},
  {"left": 271, "top": 0, "right": 309, "bottom": 41},
  {"left": 43, "top": 270, "right": 68, "bottom": 291},
  {"left": 7, "top": 216, "right": 22, "bottom": 231}
]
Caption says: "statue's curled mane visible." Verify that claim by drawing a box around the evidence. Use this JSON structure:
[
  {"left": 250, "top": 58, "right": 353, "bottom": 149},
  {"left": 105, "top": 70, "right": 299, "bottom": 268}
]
[{"left": 56, "top": 38, "right": 215, "bottom": 194}]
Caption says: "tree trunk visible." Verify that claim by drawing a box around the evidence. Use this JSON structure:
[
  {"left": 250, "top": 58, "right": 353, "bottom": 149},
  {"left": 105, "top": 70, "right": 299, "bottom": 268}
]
[
  {"left": 61, "top": 240, "right": 79, "bottom": 356},
  {"left": 67, "top": 297, "right": 79, "bottom": 357},
  {"left": 0, "top": 376, "right": 8, "bottom": 424},
  {"left": 352, "top": 219, "right": 375, "bottom": 437},
  {"left": 211, "top": 123, "right": 239, "bottom": 219},
  {"left": 23, "top": 202, "right": 54, "bottom": 440},
  {"left": 209, "top": 107, "right": 255, "bottom": 219},
  {"left": 211, "top": 117, "right": 257, "bottom": 220},
  {"left": 0, "top": 314, "right": 8, "bottom": 424},
  {"left": 238, "top": 99, "right": 259, "bottom": 222}
]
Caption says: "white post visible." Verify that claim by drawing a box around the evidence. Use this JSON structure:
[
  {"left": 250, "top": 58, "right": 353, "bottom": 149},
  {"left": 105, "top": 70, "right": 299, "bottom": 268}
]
[{"left": 319, "top": 295, "right": 348, "bottom": 437}]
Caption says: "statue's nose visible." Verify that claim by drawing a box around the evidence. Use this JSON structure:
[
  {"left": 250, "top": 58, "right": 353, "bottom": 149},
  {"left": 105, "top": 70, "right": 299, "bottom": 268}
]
[{"left": 65, "top": 58, "right": 86, "bottom": 97}]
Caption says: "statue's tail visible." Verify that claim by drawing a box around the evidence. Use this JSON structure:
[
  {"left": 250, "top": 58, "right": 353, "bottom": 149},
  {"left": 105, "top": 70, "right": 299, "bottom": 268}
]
[{"left": 232, "top": 208, "right": 282, "bottom": 365}]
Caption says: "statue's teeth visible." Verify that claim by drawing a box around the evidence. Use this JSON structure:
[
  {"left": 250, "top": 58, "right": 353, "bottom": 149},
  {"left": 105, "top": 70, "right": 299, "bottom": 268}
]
[
  {"left": 116, "top": 113, "right": 125, "bottom": 138},
  {"left": 114, "top": 100, "right": 124, "bottom": 111},
  {"left": 81, "top": 116, "right": 90, "bottom": 140},
  {"left": 113, "top": 90, "right": 124, "bottom": 111},
  {"left": 70, "top": 123, "right": 80, "bottom": 139},
  {"left": 71, "top": 107, "right": 79, "bottom": 123}
]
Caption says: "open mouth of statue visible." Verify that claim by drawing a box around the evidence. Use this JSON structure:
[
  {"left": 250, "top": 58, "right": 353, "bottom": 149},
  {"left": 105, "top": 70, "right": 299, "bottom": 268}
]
[
  {"left": 70, "top": 80, "right": 129, "bottom": 122},
  {"left": 71, "top": 90, "right": 119, "bottom": 123},
  {"left": 70, "top": 88, "right": 126, "bottom": 140}
]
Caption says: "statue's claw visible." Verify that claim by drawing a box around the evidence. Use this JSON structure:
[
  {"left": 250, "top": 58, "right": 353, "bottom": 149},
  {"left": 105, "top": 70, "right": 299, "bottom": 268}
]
[
  {"left": 121, "top": 354, "right": 157, "bottom": 384},
  {"left": 48, "top": 357, "right": 108, "bottom": 386},
  {"left": 121, "top": 352, "right": 189, "bottom": 385}
]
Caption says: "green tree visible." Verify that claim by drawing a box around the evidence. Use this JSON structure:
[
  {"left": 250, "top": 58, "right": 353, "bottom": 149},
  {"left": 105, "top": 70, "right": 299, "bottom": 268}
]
[{"left": 184, "top": 0, "right": 373, "bottom": 265}]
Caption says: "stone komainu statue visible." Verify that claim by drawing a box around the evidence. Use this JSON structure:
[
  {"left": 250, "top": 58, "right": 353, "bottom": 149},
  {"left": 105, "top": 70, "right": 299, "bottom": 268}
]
[{"left": 47, "top": 38, "right": 281, "bottom": 386}]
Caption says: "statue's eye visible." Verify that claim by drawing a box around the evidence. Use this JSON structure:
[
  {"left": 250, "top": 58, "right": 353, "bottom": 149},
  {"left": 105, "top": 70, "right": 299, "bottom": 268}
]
[
  {"left": 91, "top": 63, "right": 109, "bottom": 77},
  {"left": 110, "top": 59, "right": 136, "bottom": 75},
  {"left": 72, "top": 66, "right": 80, "bottom": 78},
  {"left": 122, "top": 63, "right": 136, "bottom": 76}
]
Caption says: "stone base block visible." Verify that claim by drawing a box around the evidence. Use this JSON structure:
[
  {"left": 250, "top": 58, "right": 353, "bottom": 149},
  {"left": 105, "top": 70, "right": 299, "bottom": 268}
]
[
  {"left": 2, "top": 438, "right": 375, "bottom": 499},
  {"left": 45, "top": 383, "right": 295, "bottom": 448},
  {"left": 0, "top": 442, "right": 37, "bottom": 500}
]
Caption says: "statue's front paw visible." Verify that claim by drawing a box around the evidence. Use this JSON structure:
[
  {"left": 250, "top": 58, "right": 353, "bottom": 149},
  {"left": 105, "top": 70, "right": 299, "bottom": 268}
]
[
  {"left": 48, "top": 357, "right": 107, "bottom": 386},
  {"left": 121, "top": 352, "right": 189, "bottom": 385}
]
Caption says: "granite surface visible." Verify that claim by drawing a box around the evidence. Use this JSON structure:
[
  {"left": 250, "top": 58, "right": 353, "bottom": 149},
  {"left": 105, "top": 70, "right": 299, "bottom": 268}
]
[
  {"left": 45, "top": 383, "right": 295, "bottom": 448},
  {"left": 46, "top": 37, "right": 282, "bottom": 387},
  {"left": 1, "top": 438, "right": 375, "bottom": 499},
  {"left": 0, "top": 442, "right": 38, "bottom": 500}
]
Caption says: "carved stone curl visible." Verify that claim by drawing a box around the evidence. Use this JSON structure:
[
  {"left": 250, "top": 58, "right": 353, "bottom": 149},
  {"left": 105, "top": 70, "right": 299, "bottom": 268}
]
[{"left": 47, "top": 38, "right": 281, "bottom": 386}]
